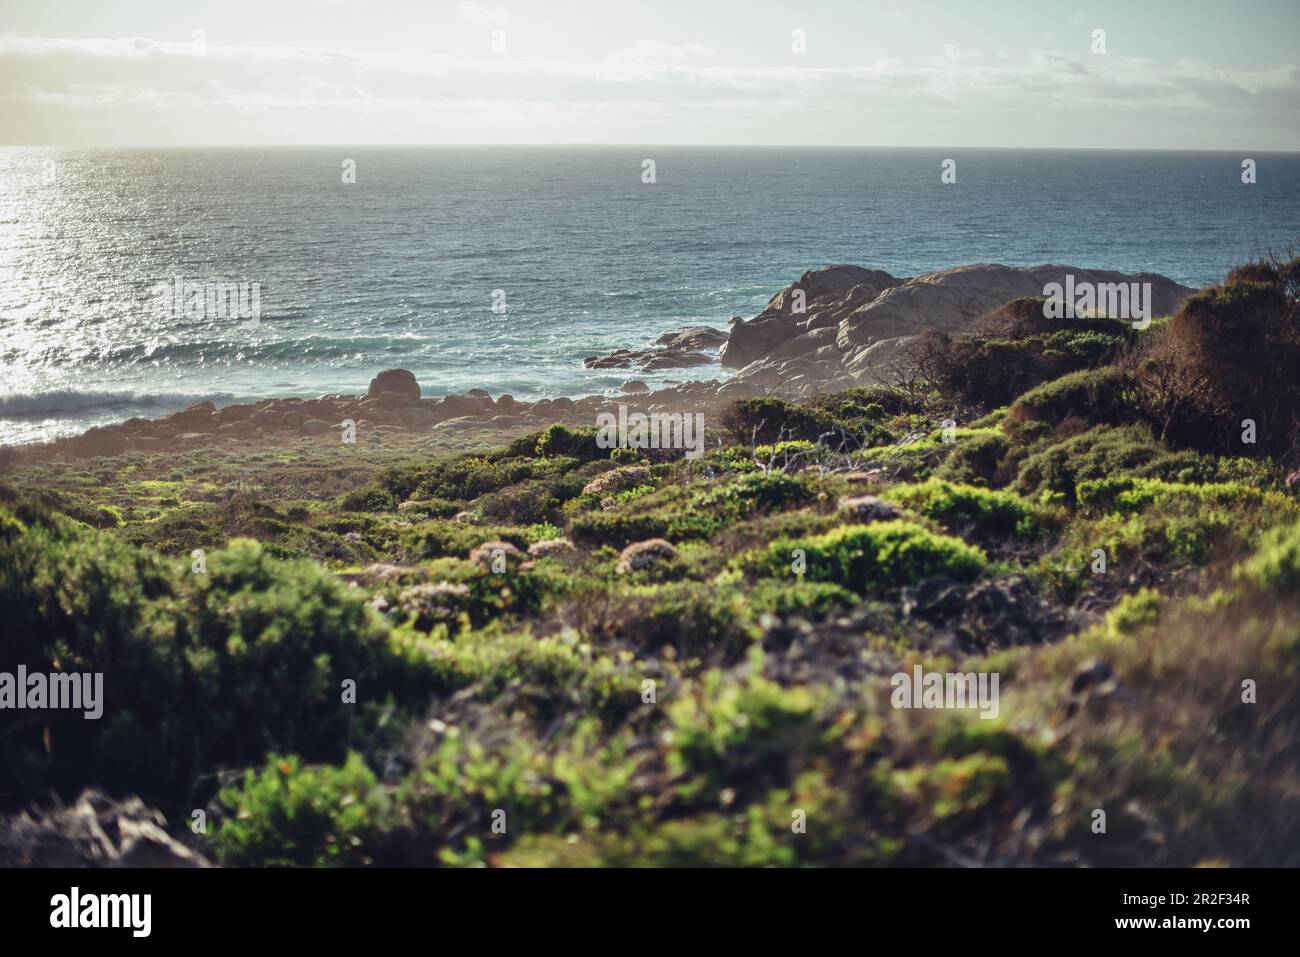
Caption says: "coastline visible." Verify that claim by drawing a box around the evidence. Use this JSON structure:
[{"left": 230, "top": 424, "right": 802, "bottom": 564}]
[{"left": 0, "top": 259, "right": 1196, "bottom": 465}]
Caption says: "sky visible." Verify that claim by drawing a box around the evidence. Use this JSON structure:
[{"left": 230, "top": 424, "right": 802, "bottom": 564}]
[{"left": 1, "top": 0, "right": 1297, "bottom": 148}]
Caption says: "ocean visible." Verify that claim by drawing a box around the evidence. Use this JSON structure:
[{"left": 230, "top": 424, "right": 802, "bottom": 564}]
[{"left": 2, "top": 146, "right": 1297, "bottom": 446}]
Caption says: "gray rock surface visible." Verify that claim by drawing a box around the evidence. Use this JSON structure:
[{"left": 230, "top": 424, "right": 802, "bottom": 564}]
[{"left": 0, "top": 790, "right": 212, "bottom": 867}]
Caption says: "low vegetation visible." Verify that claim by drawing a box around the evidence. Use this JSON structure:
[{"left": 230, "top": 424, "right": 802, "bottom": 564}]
[{"left": 1, "top": 255, "right": 1298, "bottom": 866}]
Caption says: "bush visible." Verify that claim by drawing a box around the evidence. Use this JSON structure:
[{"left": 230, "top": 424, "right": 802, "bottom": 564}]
[
  {"left": 812, "top": 384, "right": 923, "bottom": 419},
  {"left": 399, "top": 520, "right": 530, "bottom": 561},
  {"left": 380, "top": 453, "right": 581, "bottom": 504},
  {"left": 391, "top": 556, "right": 557, "bottom": 633},
  {"left": 741, "top": 520, "right": 987, "bottom": 594},
  {"left": 909, "top": 297, "right": 1135, "bottom": 409},
  {"left": 0, "top": 503, "right": 432, "bottom": 814},
  {"left": 340, "top": 486, "right": 397, "bottom": 512},
  {"left": 745, "top": 579, "right": 858, "bottom": 620},
  {"left": 692, "top": 471, "right": 812, "bottom": 518},
  {"left": 720, "top": 397, "right": 836, "bottom": 445},
  {"left": 568, "top": 471, "right": 815, "bottom": 548},
  {"left": 1037, "top": 486, "right": 1283, "bottom": 602},
  {"left": 567, "top": 581, "right": 757, "bottom": 658},
  {"left": 210, "top": 753, "right": 391, "bottom": 867},
  {"left": 1077, "top": 477, "right": 1296, "bottom": 517},
  {"left": 1131, "top": 254, "right": 1300, "bottom": 461},
  {"left": 535, "top": 424, "right": 607, "bottom": 460},
  {"left": 935, "top": 429, "right": 1012, "bottom": 486},
  {"left": 1015, "top": 425, "right": 1211, "bottom": 502},
  {"left": 667, "top": 666, "right": 822, "bottom": 801},
  {"left": 883, "top": 479, "right": 1044, "bottom": 539},
  {"left": 1006, "top": 366, "right": 1139, "bottom": 435},
  {"left": 570, "top": 510, "right": 671, "bottom": 549},
  {"left": 475, "top": 476, "right": 586, "bottom": 525},
  {"left": 1233, "top": 520, "right": 1300, "bottom": 594}
]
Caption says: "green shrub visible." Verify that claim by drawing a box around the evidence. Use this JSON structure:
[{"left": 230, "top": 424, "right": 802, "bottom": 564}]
[
  {"left": 395, "top": 725, "right": 590, "bottom": 865},
  {"left": 568, "top": 581, "right": 757, "bottom": 658},
  {"left": 402, "top": 626, "right": 645, "bottom": 728},
  {"left": 719, "top": 397, "right": 836, "bottom": 445},
  {"left": 1077, "top": 477, "right": 1296, "bottom": 517},
  {"left": 210, "top": 753, "right": 390, "bottom": 867},
  {"left": 340, "top": 486, "right": 397, "bottom": 512},
  {"left": 0, "top": 505, "right": 432, "bottom": 814},
  {"left": 399, "top": 520, "right": 529, "bottom": 561},
  {"left": 752, "top": 440, "right": 819, "bottom": 466},
  {"left": 935, "top": 429, "right": 1011, "bottom": 486},
  {"left": 1213, "top": 456, "right": 1288, "bottom": 489},
  {"left": 475, "top": 476, "right": 586, "bottom": 525},
  {"left": 525, "top": 522, "right": 565, "bottom": 543},
  {"left": 569, "top": 471, "right": 815, "bottom": 548},
  {"left": 696, "top": 445, "right": 762, "bottom": 475},
  {"left": 745, "top": 579, "right": 858, "bottom": 620},
  {"left": 536, "top": 424, "right": 607, "bottom": 460},
  {"left": 1233, "top": 520, "right": 1300, "bottom": 594},
  {"left": 691, "top": 471, "right": 812, "bottom": 519},
  {"left": 380, "top": 453, "right": 581, "bottom": 504},
  {"left": 1015, "top": 425, "right": 1211, "bottom": 501},
  {"left": 883, "top": 479, "right": 1044, "bottom": 539},
  {"left": 741, "top": 520, "right": 987, "bottom": 594},
  {"left": 667, "top": 664, "right": 822, "bottom": 801},
  {"left": 910, "top": 298, "right": 1135, "bottom": 409},
  {"left": 1102, "top": 588, "right": 1166, "bottom": 639},
  {"left": 1042, "top": 477, "right": 1297, "bottom": 602},
  {"left": 1006, "top": 366, "right": 1139, "bottom": 434},
  {"left": 395, "top": 496, "right": 460, "bottom": 519},
  {"left": 569, "top": 510, "right": 671, "bottom": 549},
  {"left": 392, "top": 557, "right": 559, "bottom": 633}
]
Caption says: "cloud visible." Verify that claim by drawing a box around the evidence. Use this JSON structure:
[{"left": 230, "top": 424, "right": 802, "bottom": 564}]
[
  {"left": 457, "top": 2, "right": 511, "bottom": 27},
  {"left": 0, "top": 31, "right": 1295, "bottom": 147}
]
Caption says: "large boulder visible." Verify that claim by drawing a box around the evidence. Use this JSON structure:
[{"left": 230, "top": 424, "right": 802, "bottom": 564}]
[
  {"left": 720, "top": 315, "right": 800, "bottom": 369},
  {"left": 367, "top": 368, "right": 421, "bottom": 402},
  {"left": 720, "top": 261, "right": 1194, "bottom": 383},
  {"left": 720, "top": 265, "right": 904, "bottom": 368},
  {"left": 653, "top": 326, "right": 729, "bottom": 351},
  {"left": 72, "top": 426, "right": 129, "bottom": 458},
  {"left": 835, "top": 263, "right": 1194, "bottom": 352}
]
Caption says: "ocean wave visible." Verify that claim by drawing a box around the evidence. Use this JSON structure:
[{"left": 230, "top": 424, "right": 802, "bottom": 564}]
[{"left": 0, "top": 389, "right": 235, "bottom": 419}]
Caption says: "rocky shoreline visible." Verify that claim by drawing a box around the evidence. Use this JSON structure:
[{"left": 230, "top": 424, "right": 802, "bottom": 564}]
[{"left": 0, "top": 261, "right": 1194, "bottom": 464}]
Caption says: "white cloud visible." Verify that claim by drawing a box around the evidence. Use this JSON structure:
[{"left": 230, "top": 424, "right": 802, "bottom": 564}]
[
  {"left": 0, "top": 31, "right": 1295, "bottom": 147},
  {"left": 457, "top": 2, "right": 511, "bottom": 27}
]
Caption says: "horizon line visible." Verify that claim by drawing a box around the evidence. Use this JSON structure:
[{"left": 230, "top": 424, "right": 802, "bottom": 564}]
[{"left": 4, "top": 143, "right": 1298, "bottom": 153}]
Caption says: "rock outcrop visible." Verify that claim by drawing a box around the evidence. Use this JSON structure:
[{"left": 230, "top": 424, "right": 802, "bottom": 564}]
[
  {"left": 368, "top": 368, "right": 422, "bottom": 401},
  {"left": 721, "top": 265, "right": 905, "bottom": 369},
  {"left": 585, "top": 324, "right": 728, "bottom": 371},
  {"left": 0, "top": 790, "right": 212, "bottom": 868},
  {"left": 722, "top": 262, "right": 1194, "bottom": 385}
]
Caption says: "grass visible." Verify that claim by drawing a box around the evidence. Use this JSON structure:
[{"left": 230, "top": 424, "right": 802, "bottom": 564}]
[{"left": 3, "top": 310, "right": 1299, "bottom": 866}]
